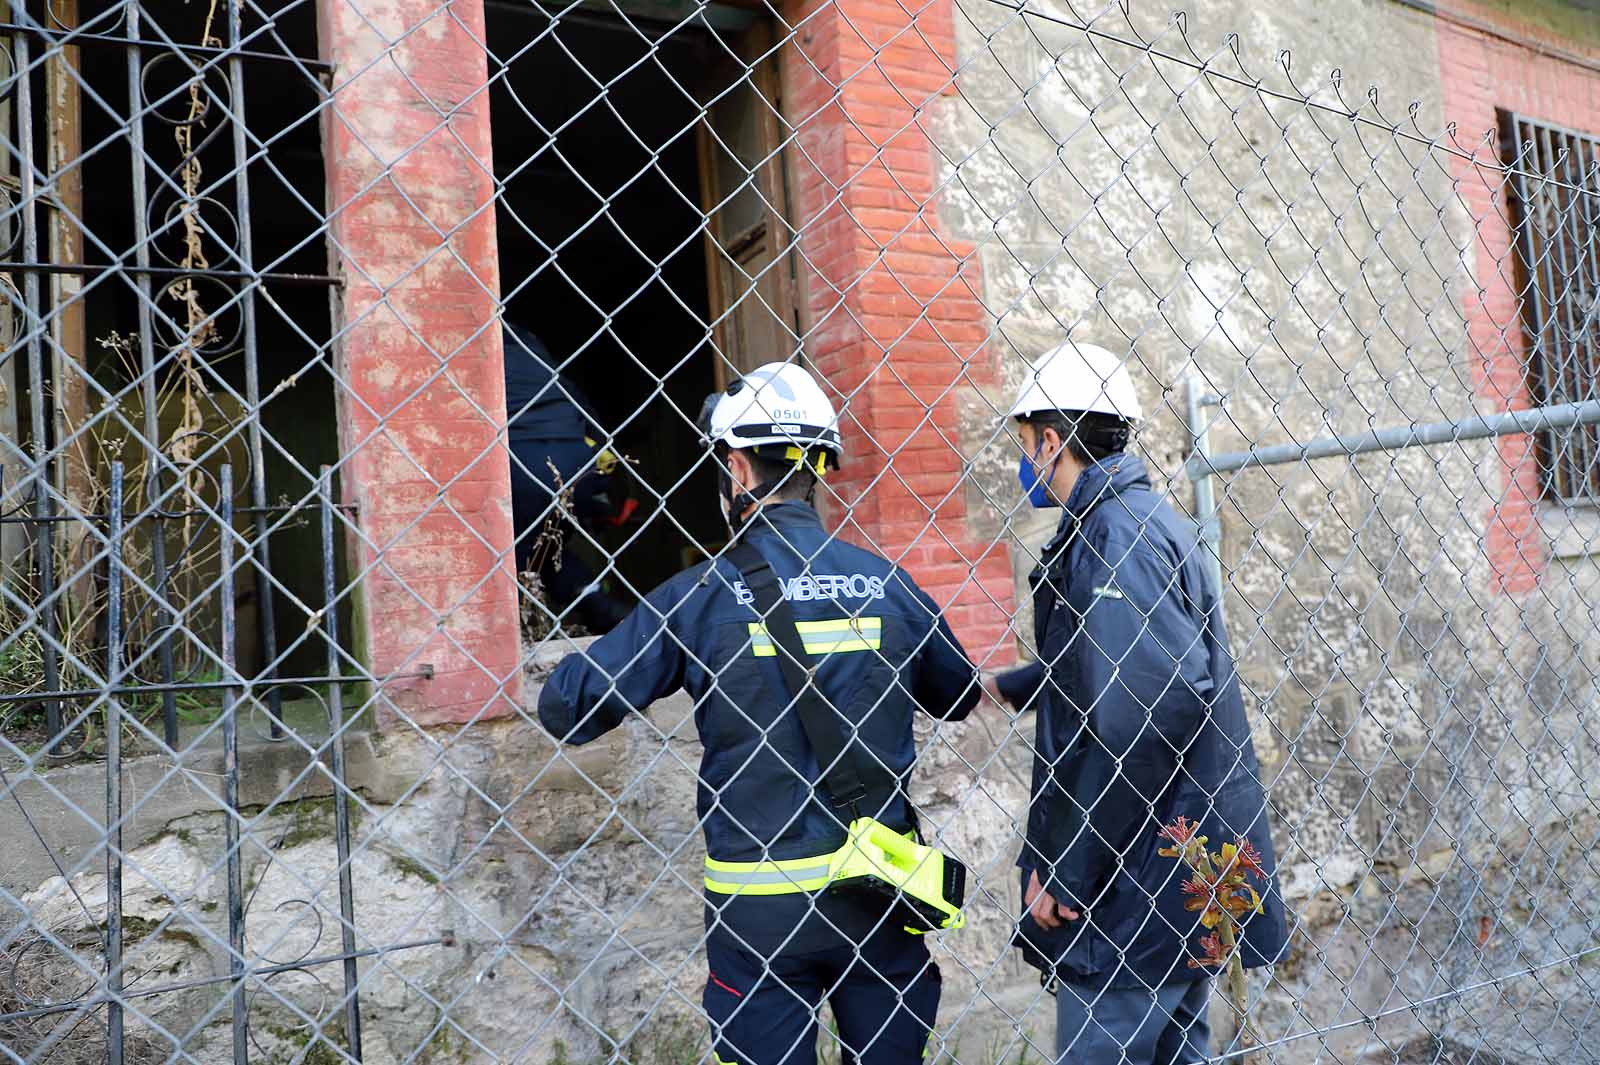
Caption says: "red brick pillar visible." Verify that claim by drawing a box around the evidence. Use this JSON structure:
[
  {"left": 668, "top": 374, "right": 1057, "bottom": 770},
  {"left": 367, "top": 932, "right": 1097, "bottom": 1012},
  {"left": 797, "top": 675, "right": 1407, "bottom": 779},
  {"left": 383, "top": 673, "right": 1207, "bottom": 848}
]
[
  {"left": 784, "top": 0, "right": 1016, "bottom": 663},
  {"left": 320, "top": 0, "right": 522, "bottom": 723}
]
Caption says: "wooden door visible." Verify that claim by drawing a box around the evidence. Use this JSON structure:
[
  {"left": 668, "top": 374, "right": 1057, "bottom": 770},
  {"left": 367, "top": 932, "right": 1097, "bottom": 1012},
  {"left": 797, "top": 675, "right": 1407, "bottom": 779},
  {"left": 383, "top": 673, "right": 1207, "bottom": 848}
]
[{"left": 697, "top": 23, "right": 802, "bottom": 388}]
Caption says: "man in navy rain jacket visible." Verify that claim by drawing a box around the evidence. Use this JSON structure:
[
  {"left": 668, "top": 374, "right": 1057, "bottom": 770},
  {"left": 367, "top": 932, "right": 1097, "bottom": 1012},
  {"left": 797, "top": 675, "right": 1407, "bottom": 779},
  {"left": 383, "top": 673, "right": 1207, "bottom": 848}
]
[
  {"left": 539, "top": 362, "right": 980, "bottom": 1065},
  {"left": 984, "top": 342, "right": 1287, "bottom": 1065}
]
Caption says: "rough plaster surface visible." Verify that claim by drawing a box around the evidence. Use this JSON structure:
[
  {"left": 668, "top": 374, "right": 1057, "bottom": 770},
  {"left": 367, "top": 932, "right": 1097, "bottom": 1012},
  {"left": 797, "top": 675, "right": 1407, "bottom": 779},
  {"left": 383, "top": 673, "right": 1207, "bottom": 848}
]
[{"left": 932, "top": 0, "right": 1600, "bottom": 1059}]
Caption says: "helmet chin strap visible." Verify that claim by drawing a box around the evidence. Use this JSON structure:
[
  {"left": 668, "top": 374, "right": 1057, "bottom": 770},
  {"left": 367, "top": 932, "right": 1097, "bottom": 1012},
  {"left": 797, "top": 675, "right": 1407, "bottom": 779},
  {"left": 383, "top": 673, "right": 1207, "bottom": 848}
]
[
  {"left": 719, "top": 469, "right": 758, "bottom": 536},
  {"left": 720, "top": 463, "right": 806, "bottom": 536}
]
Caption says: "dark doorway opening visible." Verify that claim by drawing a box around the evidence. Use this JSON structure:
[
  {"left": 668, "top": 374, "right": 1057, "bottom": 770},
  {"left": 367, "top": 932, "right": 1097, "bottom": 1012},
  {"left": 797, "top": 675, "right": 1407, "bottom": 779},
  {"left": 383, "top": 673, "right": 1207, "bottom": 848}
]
[{"left": 486, "top": 1, "right": 782, "bottom": 608}]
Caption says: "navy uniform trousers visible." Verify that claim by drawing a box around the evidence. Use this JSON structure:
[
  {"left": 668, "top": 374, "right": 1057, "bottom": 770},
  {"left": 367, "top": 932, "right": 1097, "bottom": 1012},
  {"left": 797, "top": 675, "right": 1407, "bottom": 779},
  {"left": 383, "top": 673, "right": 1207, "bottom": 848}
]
[{"left": 702, "top": 923, "right": 940, "bottom": 1065}]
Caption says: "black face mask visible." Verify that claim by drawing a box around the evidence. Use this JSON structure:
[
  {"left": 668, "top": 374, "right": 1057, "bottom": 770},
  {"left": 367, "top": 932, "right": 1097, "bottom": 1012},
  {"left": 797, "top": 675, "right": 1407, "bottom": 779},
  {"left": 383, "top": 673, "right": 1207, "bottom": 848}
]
[
  {"left": 699, "top": 388, "right": 758, "bottom": 535},
  {"left": 716, "top": 453, "right": 814, "bottom": 536},
  {"left": 716, "top": 461, "right": 757, "bottom": 535}
]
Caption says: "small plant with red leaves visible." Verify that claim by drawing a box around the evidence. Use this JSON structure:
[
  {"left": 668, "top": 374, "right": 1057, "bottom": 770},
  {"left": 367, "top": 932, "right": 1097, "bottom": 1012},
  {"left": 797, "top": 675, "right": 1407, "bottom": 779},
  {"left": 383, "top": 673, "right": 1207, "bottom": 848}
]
[
  {"left": 1159, "top": 817, "right": 1268, "bottom": 1056},
  {"left": 1157, "top": 818, "right": 1266, "bottom": 958}
]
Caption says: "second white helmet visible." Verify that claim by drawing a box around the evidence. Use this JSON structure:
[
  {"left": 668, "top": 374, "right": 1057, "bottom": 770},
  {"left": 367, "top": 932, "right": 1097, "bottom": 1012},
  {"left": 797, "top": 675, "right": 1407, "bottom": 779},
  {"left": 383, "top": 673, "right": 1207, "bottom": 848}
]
[
  {"left": 699, "top": 362, "right": 843, "bottom": 465},
  {"left": 1007, "top": 341, "right": 1143, "bottom": 422}
]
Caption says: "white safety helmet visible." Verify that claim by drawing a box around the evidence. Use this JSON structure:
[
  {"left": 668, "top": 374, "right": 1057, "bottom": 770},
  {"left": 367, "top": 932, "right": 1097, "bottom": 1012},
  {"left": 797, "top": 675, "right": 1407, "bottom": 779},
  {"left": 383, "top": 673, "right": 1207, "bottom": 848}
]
[
  {"left": 1007, "top": 341, "right": 1144, "bottom": 422},
  {"left": 698, "top": 362, "right": 843, "bottom": 469}
]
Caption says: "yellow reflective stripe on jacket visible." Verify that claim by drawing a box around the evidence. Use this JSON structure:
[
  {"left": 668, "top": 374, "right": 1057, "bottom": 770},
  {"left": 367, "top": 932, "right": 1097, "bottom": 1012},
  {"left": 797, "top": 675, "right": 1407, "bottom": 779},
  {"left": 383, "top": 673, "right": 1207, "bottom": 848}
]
[
  {"left": 746, "top": 616, "right": 882, "bottom": 657},
  {"left": 705, "top": 852, "right": 833, "bottom": 895}
]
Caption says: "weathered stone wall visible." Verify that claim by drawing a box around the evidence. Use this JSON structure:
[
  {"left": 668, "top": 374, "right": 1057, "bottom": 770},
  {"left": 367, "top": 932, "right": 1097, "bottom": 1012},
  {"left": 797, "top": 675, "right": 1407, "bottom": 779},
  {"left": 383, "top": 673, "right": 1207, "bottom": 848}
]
[
  {"left": 0, "top": 675, "right": 1041, "bottom": 1064},
  {"left": 9, "top": 617, "right": 1600, "bottom": 1065},
  {"left": 931, "top": 0, "right": 1600, "bottom": 1059}
]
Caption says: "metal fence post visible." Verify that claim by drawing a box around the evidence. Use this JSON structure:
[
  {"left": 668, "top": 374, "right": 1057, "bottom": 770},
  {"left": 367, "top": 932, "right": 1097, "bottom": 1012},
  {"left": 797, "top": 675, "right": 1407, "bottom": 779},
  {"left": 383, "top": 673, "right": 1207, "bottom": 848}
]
[
  {"left": 12, "top": 14, "right": 63, "bottom": 750},
  {"left": 320, "top": 466, "right": 363, "bottom": 1060},
  {"left": 104, "top": 461, "right": 124, "bottom": 1065},
  {"left": 219, "top": 464, "right": 247, "bottom": 1065},
  {"left": 225, "top": 0, "right": 283, "bottom": 737},
  {"left": 1184, "top": 374, "right": 1225, "bottom": 607},
  {"left": 123, "top": 0, "right": 179, "bottom": 750}
]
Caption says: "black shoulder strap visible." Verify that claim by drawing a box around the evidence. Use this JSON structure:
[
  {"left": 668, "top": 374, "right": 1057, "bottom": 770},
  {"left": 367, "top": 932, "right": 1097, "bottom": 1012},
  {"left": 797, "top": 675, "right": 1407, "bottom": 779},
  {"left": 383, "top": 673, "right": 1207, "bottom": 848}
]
[{"left": 725, "top": 541, "right": 882, "bottom": 816}]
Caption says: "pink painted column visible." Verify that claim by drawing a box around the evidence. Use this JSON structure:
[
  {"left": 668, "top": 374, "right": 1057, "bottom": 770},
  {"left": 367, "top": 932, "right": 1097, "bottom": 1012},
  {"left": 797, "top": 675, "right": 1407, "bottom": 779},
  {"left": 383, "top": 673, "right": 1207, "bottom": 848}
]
[{"left": 319, "top": 0, "right": 522, "bottom": 724}]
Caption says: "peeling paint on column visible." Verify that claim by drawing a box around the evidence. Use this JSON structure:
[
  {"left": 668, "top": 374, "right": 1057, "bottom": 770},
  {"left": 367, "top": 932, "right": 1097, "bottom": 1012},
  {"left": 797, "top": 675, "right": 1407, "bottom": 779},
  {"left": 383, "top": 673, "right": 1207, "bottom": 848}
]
[{"left": 320, "top": 0, "right": 521, "bottom": 725}]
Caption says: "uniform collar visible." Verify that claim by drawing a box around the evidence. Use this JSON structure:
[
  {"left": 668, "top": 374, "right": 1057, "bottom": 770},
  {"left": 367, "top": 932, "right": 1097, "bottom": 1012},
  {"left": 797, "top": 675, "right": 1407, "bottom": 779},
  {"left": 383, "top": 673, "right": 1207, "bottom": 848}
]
[
  {"left": 745, "top": 500, "right": 822, "bottom": 534},
  {"left": 1039, "top": 455, "right": 1151, "bottom": 563},
  {"left": 1061, "top": 454, "right": 1150, "bottom": 519}
]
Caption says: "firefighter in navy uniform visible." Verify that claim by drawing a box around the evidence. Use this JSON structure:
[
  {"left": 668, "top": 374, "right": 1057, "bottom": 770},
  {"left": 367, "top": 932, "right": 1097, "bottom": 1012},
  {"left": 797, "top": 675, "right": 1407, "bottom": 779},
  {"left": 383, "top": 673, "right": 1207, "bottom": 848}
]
[{"left": 538, "top": 363, "right": 981, "bottom": 1065}]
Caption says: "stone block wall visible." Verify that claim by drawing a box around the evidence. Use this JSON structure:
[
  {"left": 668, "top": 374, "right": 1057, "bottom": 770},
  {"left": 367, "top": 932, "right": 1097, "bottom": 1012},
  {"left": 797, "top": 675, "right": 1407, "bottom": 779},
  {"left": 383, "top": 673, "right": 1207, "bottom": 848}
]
[
  {"left": 928, "top": 0, "right": 1600, "bottom": 1057},
  {"left": 11, "top": 650, "right": 1597, "bottom": 1063}
]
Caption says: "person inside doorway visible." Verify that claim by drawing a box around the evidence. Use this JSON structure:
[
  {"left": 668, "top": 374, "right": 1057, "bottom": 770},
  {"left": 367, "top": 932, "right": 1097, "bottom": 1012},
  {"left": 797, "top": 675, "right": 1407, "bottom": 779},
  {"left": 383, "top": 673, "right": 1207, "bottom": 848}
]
[{"left": 503, "top": 321, "right": 635, "bottom": 634}]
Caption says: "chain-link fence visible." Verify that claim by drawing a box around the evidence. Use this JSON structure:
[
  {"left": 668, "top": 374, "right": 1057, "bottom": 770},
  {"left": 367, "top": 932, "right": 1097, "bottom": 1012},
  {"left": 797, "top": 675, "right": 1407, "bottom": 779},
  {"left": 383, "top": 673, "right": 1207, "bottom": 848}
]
[{"left": 2, "top": 0, "right": 1599, "bottom": 1061}]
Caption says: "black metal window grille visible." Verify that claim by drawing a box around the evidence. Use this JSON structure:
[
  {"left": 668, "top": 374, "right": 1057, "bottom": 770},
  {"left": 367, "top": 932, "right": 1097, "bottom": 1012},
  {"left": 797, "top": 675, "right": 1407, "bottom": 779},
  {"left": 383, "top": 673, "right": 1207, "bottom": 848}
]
[{"left": 1502, "top": 111, "right": 1600, "bottom": 502}]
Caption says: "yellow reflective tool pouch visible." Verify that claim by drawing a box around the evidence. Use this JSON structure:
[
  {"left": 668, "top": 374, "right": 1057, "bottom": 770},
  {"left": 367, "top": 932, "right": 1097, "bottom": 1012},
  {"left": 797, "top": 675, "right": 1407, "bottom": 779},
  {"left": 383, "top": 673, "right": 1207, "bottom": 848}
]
[
  {"left": 726, "top": 542, "right": 967, "bottom": 932},
  {"left": 828, "top": 817, "right": 966, "bottom": 931}
]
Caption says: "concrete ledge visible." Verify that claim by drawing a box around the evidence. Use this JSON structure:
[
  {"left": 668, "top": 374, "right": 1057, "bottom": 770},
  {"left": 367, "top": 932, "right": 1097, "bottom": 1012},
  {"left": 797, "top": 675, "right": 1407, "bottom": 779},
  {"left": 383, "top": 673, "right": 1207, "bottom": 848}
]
[
  {"left": 0, "top": 702, "right": 380, "bottom": 905},
  {"left": 1539, "top": 501, "right": 1600, "bottom": 560},
  {"left": 524, "top": 632, "right": 598, "bottom": 678}
]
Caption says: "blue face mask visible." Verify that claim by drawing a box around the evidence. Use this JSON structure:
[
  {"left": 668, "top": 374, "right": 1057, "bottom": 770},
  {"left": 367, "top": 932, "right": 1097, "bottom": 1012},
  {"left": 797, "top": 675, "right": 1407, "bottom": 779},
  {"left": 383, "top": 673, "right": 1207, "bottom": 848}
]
[{"left": 1018, "top": 440, "right": 1060, "bottom": 508}]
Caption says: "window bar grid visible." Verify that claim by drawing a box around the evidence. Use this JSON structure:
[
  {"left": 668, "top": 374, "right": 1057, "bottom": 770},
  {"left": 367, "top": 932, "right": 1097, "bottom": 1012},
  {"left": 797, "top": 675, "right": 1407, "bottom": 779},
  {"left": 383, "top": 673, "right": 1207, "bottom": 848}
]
[{"left": 1504, "top": 111, "right": 1600, "bottom": 503}]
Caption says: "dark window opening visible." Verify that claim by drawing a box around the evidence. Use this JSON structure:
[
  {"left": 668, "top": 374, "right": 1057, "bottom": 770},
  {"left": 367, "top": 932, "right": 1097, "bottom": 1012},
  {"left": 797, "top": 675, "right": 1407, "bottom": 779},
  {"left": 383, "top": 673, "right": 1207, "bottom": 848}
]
[
  {"left": 1, "top": 0, "right": 336, "bottom": 734},
  {"left": 1501, "top": 110, "right": 1600, "bottom": 503}
]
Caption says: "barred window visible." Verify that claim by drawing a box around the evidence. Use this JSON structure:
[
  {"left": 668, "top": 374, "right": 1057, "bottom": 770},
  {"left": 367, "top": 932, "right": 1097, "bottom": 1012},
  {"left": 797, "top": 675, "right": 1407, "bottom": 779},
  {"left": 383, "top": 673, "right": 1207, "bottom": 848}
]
[{"left": 1501, "top": 112, "right": 1600, "bottom": 502}]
